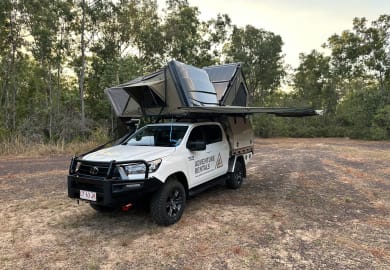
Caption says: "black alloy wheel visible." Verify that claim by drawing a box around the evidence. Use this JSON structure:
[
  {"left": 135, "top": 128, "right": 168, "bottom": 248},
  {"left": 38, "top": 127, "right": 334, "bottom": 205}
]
[
  {"left": 150, "top": 178, "right": 186, "bottom": 226},
  {"left": 227, "top": 160, "right": 244, "bottom": 189},
  {"left": 166, "top": 188, "right": 184, "bottom": 218}
]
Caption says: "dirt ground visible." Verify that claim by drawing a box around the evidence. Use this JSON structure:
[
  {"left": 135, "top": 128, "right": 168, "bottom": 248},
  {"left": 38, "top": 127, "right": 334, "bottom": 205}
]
[{"left": 0, "top": 138, "right": 389, "bottom": 270}]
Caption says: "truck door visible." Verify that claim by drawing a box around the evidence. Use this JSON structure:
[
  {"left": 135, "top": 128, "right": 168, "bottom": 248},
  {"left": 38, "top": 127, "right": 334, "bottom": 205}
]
[
  {"left": 203, "top": 124, "right": 229, "bottom": 179},
  {"left": 185, "top": 124, "right": 229, "bottom": 187},
  {"left": 185, "top": 125, "right": 211, "bottom": 187}
]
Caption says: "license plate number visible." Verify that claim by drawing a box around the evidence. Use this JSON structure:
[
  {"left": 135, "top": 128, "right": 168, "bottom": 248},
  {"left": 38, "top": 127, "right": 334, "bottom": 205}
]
[{"left": 80, "top": 190, "right": 96, "bottom": 201}]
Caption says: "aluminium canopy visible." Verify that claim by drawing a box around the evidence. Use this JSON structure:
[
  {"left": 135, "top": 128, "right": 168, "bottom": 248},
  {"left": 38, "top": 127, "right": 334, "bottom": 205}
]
[{"left": 106, "top": 60, "right": 319, "bottom": 119}]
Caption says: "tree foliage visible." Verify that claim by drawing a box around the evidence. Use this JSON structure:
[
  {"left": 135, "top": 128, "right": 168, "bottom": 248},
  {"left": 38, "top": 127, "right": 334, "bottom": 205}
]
[
  {"left": 224, "top": 25, "right": 285, "bottom": 104},
  {"left": 246, "top": 15, "right": 390, "bottom": 140},
  {"left": 293, "top": 50, "right": 337, "bottom": 113},
  {"left": 0, "top": 0, "right": 388, "bottom": 143}
]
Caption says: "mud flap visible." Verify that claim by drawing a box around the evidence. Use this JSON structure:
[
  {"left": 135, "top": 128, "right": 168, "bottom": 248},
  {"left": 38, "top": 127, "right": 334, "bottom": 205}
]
[{"left": 228, "top": 156, "right": 237, "bottom": 173}]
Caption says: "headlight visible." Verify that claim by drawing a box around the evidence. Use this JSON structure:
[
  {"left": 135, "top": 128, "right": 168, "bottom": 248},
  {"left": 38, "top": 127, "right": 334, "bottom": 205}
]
[
  {"left": 123, "top": 159, "right": 162, "bottom": 175},
  {"left": 148, "top": 159, "right": 162, "bottom": 172},
  {"left": 124, "top": 163, "right": 146, "bottom": 175}
]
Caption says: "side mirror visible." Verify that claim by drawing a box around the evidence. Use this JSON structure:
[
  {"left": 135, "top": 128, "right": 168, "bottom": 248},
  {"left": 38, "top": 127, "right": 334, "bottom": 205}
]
[{"left": 187, "top": 141, "right": 206, "bottom": 151}]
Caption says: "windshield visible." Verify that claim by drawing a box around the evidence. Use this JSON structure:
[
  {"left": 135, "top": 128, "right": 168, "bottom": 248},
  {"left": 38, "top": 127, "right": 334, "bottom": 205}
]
[{"left": 125, "top": 125, "right": 189, "bottom": 147}]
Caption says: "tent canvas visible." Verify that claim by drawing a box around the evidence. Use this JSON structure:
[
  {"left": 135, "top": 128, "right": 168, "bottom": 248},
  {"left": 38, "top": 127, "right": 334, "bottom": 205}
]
[
  {"left": 204, "top": 63, "right": 248, "bottom": 107},
  {"left": 105, "top": 60, "right": 319, "bottom": 119}
]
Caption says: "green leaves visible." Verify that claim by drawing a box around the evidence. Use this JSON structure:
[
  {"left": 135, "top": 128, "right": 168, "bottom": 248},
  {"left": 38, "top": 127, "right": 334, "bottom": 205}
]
[
  {"left": 326, "top": 15, "right": 390, "bottom": 86},
  {"left": 293, "top": 50, "right": 335, "bottom": 112},
  {"left": 224, "top": 25, "right": 285, "bottom": 104},
  {"left": 288, "top": 15, "right": 390, "bottom": 139},
  {"left": 0, "top": 0, "right": 388, "bottom": 141}
]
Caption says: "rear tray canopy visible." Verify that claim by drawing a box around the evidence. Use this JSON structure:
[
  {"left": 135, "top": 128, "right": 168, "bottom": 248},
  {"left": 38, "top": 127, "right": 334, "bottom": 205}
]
[{"left": 106, "top": 60, "right": 319, "bottom": 119}]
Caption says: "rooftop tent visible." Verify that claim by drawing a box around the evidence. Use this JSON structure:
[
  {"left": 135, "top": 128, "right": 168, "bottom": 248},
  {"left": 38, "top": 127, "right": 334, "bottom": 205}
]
[
  {"left": 105, "top": 60, "right": 219, "bottom": 118},
  {"left": 203, "top": 63, "right": 249, "bottom": 107},
  {"left": 105, "top": 60, "right": 320, "bottom": 119},
  {"left": 106, "top": 69, "right": 166, "bottom": 118}
]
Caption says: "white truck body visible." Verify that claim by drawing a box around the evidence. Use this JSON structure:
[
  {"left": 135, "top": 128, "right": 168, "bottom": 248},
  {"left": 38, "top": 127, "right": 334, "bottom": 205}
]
[
  {"left": 68, "top": 118, "right": 253, "bottom": 225},
  {"left": 81, "top": 120, "right": 252, "bottom": 187}
]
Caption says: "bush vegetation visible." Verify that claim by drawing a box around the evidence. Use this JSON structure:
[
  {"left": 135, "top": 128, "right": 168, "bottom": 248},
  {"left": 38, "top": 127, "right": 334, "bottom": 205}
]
[{"left": 0, "top": 1, "right": 388, "bottom": 156}]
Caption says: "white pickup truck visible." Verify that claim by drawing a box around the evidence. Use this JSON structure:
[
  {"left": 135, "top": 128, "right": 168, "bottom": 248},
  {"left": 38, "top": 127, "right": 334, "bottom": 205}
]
[
  {"left": 68, "top": 117, "right": 254, "bottom": 225},
  {"left": 68, "top": 60, "right": 320, "bottom": 225}
]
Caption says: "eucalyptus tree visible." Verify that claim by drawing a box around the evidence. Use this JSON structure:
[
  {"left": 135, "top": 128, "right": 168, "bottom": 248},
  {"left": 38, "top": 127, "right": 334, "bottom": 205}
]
[
  {"left": 161, "top": 0, "right": 231, "bottom": 67},
  {"left": 22, "top": 0, "right": 74, "bottom": 139},
  {"left": 162, "top": 0, "right": 208, "bottom": 66},
  {"left": 0, "top": 0, "right": 26, "bottom": 131},
  {"left": 326, "top": 15, "right": 390, "bottom": 138},
  {"left": 327, "top": 15, "right": 390, "bottom": 100},
  {"left": 224, "top": 25, "right": 285, "bottom": 104},
  {"left": 294, "top": 50, "right": 337, "bottom": 113}
]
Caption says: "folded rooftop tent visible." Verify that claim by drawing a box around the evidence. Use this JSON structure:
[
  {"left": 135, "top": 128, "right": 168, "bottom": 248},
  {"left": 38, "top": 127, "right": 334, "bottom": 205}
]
[
  {"left": 105, "top": 60, "right": 319, "bottom": 119},
  {"left": 105, "top": 60, "right": 248, "bottom": 118}
]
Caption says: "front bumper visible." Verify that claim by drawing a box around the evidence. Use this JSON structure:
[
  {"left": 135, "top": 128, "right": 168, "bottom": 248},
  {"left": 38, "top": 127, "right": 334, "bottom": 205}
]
[
  {"left": 68, "top": 175, "right": 163, "bottom": 207},
  {"left": 68, "top": 157, "right": 163, "bottom": 207}
]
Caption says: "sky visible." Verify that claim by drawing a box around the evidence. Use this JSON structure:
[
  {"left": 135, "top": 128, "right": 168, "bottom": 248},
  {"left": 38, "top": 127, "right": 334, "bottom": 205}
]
[{"left": 159, "top": 0, "right": 389, "bottom": 68}]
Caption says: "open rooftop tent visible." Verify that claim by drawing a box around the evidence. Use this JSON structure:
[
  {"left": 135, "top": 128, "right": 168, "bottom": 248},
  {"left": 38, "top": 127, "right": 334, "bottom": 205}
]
[{"left": 105, "top": 60, "right": 320, "bottom": 120}]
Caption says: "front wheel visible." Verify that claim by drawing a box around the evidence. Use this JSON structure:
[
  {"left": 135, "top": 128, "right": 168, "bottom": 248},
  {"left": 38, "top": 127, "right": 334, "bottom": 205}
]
[
  {"left": 226, "top": 160, "right": 244, "bottom": 189},
  {"left": 150, "top": 178, "right": 186, "bottom": 226}
]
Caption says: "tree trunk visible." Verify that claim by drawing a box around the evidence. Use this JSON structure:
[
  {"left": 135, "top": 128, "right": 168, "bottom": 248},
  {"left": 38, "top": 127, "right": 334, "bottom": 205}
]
[
  {"left": 57, "top": 60, "right": 61, "bottom": 115},
  {"left": 48, "top": 64, "right": 53, "bottom": 140},
  {"left": 1, "top": 52, "right": 10, "bottom": 130},
  {"left": 8, "top": 5, "right": 17, "bottom": 130},
  {"left": 79, "top": 0, "right": 86, "bottom": 130},
  {"left": 11, "top": 47, "right": 16, "bottom": 130},
  {"left": 57, "top": 22, "right": 64, "bottom": 116},
  {"left": 3, "top": 75, "right": 9, "bottom": 129}
]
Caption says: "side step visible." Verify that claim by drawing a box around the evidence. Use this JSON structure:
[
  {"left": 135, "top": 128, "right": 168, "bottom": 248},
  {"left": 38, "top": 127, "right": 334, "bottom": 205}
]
[{"left": 188, "top": 174, "right": 229, "bottom": 197}]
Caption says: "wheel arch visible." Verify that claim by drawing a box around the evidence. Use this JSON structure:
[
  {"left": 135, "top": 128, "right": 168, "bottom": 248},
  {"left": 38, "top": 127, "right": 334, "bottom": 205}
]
[
  {"left": 167, "top": 171, "right": 189, "bottom": 195},
  {"left": 228, "top": 155, "right": 246, "bottom": 177}
]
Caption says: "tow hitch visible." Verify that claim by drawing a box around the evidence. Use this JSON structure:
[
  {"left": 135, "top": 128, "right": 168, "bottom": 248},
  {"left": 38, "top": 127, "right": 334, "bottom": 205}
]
[{"left": 121, "top": 203, "right": 133, "bottom": 211}]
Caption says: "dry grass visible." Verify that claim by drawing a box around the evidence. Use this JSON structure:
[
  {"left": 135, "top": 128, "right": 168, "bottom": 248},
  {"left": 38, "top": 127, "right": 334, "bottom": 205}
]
[
  {"left": 0, "top": 138, "right": 389, "bottom": 269},
  {"left": 0, "top": 136, "right": 105, "bottom": 157}
]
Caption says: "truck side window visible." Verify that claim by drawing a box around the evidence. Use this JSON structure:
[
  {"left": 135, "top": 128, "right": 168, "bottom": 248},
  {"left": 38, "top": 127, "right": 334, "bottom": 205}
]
[
  {"left": 205, "top": 125, "right": 222, "bottom": 144},
  {"left": 188, "top": 126, "right": 204, "bottom": 143}
]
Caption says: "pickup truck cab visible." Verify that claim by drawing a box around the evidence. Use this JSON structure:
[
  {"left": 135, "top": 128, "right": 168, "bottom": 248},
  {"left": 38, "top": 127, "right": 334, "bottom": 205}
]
[{"left": 68, "top": 119, "right": 253, "bottom": 225}]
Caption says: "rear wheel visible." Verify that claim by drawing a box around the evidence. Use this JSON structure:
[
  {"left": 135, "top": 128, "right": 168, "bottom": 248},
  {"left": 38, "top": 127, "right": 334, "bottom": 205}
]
[
  {"left": 227, "top": 159, "right": 244, "bottom": 189},
  {"left": 150, "top": 178, "right": 186, "bottom": 226}
]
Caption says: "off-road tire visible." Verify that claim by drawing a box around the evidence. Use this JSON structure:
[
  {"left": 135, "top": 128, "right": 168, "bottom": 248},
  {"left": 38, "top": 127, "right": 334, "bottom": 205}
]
[
  {"left": 150, "top": 178, "right": 186, "bottom": 226},
  {"left": 90, "top": 203, "right": 115, "bottom": 213},
  {"left": 227, "top": 160, "right": 244, "bottom": 189}
]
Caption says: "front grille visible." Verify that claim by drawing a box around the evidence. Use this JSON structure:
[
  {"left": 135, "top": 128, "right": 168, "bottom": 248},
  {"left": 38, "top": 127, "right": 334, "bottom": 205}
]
[{"left": 77, "top": 161, "right": 119, "bottom": 178}]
